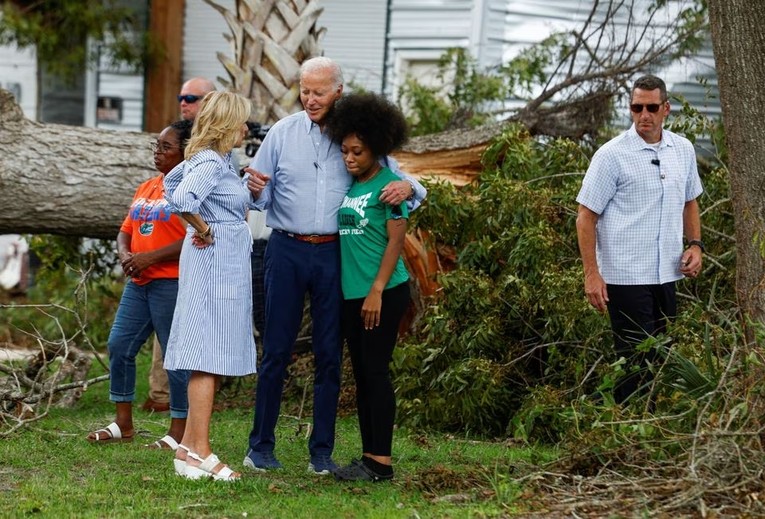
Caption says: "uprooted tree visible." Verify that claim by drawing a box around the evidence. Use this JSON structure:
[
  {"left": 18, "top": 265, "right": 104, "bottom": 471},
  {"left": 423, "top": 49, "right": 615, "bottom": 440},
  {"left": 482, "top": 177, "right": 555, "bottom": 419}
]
[
  {"left": 388, "top": 2, "right": 765, "bottom": 516},
  {"left": 0, "top": 0, "right": 710, "bottom": 435}
]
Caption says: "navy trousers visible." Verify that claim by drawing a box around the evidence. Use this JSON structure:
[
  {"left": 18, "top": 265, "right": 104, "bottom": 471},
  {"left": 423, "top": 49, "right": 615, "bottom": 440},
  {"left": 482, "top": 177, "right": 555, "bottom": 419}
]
[
  {"left": 250, "top": 238, "right": 268, "bottom": 337},
  {"left": 248, "top": 231, "right": 343, "bottom": 456}
]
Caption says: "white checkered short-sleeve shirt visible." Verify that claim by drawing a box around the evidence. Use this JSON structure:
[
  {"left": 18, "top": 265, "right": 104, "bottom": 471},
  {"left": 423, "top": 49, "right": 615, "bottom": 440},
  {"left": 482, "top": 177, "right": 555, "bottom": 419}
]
[{"left": 576, "top": 125, "right": 703, "bottom": 285}]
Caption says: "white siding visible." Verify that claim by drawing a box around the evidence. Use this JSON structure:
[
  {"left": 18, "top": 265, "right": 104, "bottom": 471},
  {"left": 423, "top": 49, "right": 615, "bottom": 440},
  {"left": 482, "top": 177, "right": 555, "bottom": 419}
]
[
  {"left": 94, "top": 52, "right": 145, "bottom": 132},
  {"left": 182, "top": 0, "right": 234, "bottom": 91},
  {"left": 317, "top": 0, "right": 388, "bottom": 92},
  {"left": 94, "top": 72, "right": 145, "bottom": 131},
  {"left": 386, "top": 0, "right": 719, "bottom": 121},
  {"left": 183, "top": 0, "right": 387, "bottom": 94},
  {"left": 0, "top": 44, "right": 38, "bottom": 119}
]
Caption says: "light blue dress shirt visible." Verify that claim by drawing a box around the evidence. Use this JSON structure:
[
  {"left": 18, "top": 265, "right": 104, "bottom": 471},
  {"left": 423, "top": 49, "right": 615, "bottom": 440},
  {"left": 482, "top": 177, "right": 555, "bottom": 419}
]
[
  {"left": 577, "top": 124, "right": 703, "bottom": 285},
  {"left": 248, "top": 111, "right": 425, "bottom": 235}
]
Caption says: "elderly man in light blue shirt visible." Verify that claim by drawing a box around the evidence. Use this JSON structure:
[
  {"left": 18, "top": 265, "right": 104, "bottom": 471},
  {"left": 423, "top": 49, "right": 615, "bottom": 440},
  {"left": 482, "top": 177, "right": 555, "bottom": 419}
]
[
  {"left": 243, "top": 57, "right": 425, "bottom": 475},
  {"left": 576, "top": 75, "right": 703, "bottom": 404}
]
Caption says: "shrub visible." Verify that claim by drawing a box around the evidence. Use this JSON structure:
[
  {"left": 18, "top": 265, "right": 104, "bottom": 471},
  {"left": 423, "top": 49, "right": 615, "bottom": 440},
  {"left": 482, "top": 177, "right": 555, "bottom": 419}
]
[{"left": 395, "top": 108, "right": 736, "bottom": 440}]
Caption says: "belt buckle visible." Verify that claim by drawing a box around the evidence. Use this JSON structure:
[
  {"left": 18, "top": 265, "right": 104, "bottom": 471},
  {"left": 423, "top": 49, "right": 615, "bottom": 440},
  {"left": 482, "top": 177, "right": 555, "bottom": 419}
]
[{"left": 306, "top": 234, "right": 321, "bottom": 244}]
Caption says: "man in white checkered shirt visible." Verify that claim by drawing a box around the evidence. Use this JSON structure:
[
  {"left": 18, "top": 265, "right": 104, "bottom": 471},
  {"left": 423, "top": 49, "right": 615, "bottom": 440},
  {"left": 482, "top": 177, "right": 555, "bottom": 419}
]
[{"left": 576, "top": 75, "right": 704, "bottom": 404}]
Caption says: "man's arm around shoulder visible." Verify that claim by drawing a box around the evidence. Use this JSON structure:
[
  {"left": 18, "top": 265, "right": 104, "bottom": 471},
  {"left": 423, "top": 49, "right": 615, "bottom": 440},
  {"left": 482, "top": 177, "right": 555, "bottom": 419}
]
[{"left": 379, "top": 155, "right": 427, "bottom": 210}]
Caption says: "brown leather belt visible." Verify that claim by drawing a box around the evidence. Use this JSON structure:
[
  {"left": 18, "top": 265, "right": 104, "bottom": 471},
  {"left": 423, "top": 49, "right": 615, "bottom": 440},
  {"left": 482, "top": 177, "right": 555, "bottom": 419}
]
[{"left": 278, "top": 230, "right": 338, "bottom": 244}]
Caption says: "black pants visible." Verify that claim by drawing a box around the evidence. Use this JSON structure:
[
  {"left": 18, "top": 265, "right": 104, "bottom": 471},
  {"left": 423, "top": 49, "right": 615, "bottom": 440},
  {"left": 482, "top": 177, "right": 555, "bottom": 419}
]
[
  {"left": 606, "top": 283, "right": 676, "bottom": 404},
  {"left": 342, "top": 282, "right": 410, "bottom": 457}
]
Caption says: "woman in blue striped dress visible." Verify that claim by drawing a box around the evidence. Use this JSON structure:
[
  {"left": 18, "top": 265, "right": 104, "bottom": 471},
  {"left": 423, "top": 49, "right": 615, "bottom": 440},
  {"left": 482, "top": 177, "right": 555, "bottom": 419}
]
[{"left": 163, "top": 91, "right": 256, "bottom": 481}]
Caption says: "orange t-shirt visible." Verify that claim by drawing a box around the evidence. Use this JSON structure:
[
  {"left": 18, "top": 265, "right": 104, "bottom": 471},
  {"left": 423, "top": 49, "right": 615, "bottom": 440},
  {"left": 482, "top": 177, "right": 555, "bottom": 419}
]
[{"left": 120, "top": 174, "right": 187, "bottom": 285}]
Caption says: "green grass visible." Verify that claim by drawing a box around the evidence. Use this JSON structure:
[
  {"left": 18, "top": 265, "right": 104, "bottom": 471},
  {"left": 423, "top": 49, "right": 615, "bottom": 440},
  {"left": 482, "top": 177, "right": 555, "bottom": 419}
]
[{"left": 0, "top": 352, "right": 554, "bottom": 518}]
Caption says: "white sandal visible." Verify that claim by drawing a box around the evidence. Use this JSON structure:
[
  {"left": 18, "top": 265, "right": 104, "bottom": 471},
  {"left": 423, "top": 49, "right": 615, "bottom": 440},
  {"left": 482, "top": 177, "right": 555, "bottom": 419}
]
[
  {"left": 183, "top": 452, "right": 240, "bottom": 481},
  {"left": 174, "top": 444, "right": 190, "bottom": 476},
  {"left": 145, "top": 435, "right": 179, "bottom": 450},
  {"left": 87, "top": 422, "right": 133, "bottom": 443}
]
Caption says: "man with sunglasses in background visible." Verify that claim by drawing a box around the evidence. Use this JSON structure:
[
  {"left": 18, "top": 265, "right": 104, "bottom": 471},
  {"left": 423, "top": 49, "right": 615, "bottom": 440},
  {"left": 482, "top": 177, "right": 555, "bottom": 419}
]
[
  {"left": 575, "top": 75, "right": 704, "bottom": 405},
  {"left": 141, "top": 77, "right": 218, "bottom": 414},
  {"left": 178, "top": 77, "right": 217, "bottom": 122}
]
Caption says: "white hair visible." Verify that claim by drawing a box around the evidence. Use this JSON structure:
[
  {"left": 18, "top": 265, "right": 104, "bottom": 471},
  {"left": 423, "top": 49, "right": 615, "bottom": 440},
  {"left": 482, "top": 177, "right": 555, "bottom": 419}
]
[{"left": 299, "top": 57, "right": 344, "bottom": 88}]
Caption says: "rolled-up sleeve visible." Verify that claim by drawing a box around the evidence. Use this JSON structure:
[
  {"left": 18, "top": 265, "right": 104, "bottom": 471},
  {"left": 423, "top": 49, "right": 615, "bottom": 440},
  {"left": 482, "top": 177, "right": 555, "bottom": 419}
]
[
  {"left": 163, "top": 162, "right": 185, "bottom": 210},
  {"left": 169, "top": 153, "right": 222, "bottom": 213}
]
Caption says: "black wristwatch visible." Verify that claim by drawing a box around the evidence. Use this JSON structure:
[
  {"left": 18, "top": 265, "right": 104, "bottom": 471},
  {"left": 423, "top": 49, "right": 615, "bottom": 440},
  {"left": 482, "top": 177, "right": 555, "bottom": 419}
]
[{"left": 687, "top": 239, "right": 705, "bottom": 253}]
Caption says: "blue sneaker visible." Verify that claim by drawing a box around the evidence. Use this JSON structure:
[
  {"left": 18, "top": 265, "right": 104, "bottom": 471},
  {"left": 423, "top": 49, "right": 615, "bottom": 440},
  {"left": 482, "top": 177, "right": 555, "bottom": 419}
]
[
  {"left": 243, "top": 449, "right": 282, "bottom": 472},
  {"left": 308, "top": 454, "right": 338, "bottom": 475}
]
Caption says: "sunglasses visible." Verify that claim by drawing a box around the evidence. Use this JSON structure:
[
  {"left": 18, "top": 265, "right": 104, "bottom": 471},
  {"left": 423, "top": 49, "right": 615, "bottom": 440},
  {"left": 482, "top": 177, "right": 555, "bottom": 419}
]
[
  {"left": 177, "top": 94, "right": 202, "bottom": 104},
  {"left": 630, "top": 103, "right": 664, "bottom": 113}
]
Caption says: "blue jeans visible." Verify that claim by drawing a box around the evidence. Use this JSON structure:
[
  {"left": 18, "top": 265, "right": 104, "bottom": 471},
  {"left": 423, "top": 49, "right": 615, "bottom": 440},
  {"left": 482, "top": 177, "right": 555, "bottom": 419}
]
[
  {"left": 108, "top": 278, "right": 189, "bottom": 418},
  {"left": 248, "top": 231, "right": 342, "bottom": 457}
]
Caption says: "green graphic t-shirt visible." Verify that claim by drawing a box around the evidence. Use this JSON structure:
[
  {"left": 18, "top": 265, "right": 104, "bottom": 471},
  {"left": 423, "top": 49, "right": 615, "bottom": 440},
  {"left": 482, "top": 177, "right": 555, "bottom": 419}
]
[{"left": 338, "top": 167, "right": 410, "bottom": 300}]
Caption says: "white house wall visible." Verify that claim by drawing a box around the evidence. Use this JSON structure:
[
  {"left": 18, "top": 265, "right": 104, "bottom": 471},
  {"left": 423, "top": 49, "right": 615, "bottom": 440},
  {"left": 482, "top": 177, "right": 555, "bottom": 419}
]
[
  {"left": 386, "top": 0, "right": 718, "bottom": 121},
  {"left": 0, "top": 1, "right": 718, "bottom": 129},
  {"left": 0, "top": 44, "right": 38, "bottom": 119},
  {"left": 385, "top": 0, "right": 503, "bottom": 98},
  {"left": 313, "top": 0, "right": 388, "bottom": 92}
]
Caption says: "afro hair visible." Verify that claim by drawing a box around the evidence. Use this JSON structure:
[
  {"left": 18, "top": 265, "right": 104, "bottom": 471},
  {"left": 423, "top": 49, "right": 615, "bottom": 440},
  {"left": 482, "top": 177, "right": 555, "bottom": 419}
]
[{"left": 326, "top": 92, "right": 408, "bottom": 157}]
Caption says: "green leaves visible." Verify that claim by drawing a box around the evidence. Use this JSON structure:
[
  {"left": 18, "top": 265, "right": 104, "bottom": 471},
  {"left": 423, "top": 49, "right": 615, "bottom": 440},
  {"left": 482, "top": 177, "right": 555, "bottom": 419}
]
[
  {"left": 395, "top": 128, "right": 602, "bottom": 436},
  {"left": 0, "top": 0, "right": 157, "bottom": 79},
  {"left": 395, "top": 108, "right": 737, "bottom": 443},
  {"left": 398, "top": 47, "right": 510, "bottom": 136}
]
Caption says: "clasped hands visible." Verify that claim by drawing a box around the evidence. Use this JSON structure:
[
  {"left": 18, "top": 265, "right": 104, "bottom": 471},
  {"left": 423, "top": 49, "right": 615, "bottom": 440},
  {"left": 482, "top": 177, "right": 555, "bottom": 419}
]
[{"left": 120, "top": 251, "right": 151, "bottom": 278}]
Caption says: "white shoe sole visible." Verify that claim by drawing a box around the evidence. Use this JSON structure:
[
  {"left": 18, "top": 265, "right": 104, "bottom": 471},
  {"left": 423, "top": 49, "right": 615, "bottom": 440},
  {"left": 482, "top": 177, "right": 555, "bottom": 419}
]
[
  {"left": 308, "top": 464, "right": 333, "bottom": 475},
  {"left": 242, "top": 457, "right": 268, "bottom": 472}
]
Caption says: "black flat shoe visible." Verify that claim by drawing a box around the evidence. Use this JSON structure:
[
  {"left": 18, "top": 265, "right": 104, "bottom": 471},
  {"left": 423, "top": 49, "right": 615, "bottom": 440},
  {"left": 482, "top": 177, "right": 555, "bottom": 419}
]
[{"left": 333, "top": 460, "right": 393, "bottom": 482}]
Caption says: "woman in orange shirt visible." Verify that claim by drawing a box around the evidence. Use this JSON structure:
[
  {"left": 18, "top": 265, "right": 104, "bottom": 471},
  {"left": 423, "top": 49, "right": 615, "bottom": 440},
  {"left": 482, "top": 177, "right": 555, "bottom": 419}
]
[{"left": 87, "top": 120, "right": 192, "bottom": 449}]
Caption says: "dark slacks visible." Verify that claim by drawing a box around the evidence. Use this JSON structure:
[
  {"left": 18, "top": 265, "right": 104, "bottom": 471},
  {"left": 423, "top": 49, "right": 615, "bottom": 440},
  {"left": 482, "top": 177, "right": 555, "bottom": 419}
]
[
  {"left": 248, "top": 231, "right": 343, "bottom": 457},
  {"left": 250, "top": 238, "right": 268, "bottom": 337},
  {"left": 606, "top": 282, "right": 676, "bottom": 404},
  {"left": 342, "top": 282, "right": 410, "bottom": 457}
]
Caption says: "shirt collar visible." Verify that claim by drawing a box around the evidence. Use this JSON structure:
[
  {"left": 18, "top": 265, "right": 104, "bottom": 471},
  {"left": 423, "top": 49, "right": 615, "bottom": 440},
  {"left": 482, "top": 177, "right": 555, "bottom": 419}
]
[
  {"left": 301, "top": 111, "right": 316, "bottom": 134},
  {"left": 627, "top": 123, "right": 674, "bottom": 150}
]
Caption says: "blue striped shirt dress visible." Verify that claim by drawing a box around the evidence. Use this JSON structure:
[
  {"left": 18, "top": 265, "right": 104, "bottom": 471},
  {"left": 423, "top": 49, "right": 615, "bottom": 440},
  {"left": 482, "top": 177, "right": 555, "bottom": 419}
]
[{"left": 163, "top": 149, "right": 257, "bottom": 376}]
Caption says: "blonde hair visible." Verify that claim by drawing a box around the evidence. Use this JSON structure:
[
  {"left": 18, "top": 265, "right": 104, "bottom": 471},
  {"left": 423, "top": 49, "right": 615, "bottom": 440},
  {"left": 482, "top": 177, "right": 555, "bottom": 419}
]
[{"left": 185, "top": 91, "right": 251, "bottom": 158}]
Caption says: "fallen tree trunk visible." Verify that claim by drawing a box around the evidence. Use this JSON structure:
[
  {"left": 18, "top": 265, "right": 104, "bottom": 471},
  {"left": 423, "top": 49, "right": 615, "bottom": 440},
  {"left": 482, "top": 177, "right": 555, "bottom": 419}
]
[
  {"left": 0, "top": 85, "right": 610, "bottom": 237},
  {"left": 0, "top": 89, "right": 156, "bottom": 239},
  {"left": 0, "top": 88, "right": 495, "bottom": 238}
]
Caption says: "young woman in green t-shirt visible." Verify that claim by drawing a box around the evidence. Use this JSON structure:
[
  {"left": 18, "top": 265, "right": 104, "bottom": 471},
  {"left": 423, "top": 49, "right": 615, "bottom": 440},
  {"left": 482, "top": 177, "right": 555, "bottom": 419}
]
[{"left": 327, "top": 92, "right": 411, "bottom": 482}]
